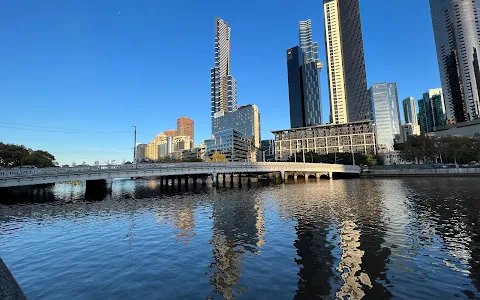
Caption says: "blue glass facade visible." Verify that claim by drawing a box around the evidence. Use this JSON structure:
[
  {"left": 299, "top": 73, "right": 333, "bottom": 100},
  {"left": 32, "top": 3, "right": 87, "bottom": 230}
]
[
  {"left": 205, "top": 129, "right": 249, "bottom": 162},
  {"left": 286, "top": 46, "right": 305, "bottom": 128},
  {"left": 418, "top": 89, "right": 447, "bottom": 133},
  {"left": 286, "top": 20, "right": 323, "bottom": 128},
  {"left": 369, "top": 83, "right": 401, "bottom": 152}
]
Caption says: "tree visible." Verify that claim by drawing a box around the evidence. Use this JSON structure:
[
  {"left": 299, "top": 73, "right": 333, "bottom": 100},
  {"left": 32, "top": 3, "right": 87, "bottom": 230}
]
[
  {"left": 0, "top": 143, "right": 57, "bottom": 168},
  {"left": 208, "top": 152, "right": 228, "bottom": 162},
  {"left": 94, "top": 161, "right": 100, "bottom": 166},
  {"left": 72, "top": 162, "right": 77, "bottom": 167}
]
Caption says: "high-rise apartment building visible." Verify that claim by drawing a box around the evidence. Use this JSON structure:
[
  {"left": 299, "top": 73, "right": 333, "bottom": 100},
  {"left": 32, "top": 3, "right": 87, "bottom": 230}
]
[
  {"left": 211, "top": 18, "right": 237, "bottom": 132},
  {"left": 418, "top": 88, "right": 447, "bottom": 133},
  {"left": 324, "top": 0, "right": 369, "bottom": 124},
  {"left": 286, "top": 20, "right": 322, "bottom": 128},
  {"left": 369, "top": 83, "right": 401, "bottom": 152},
  {"left": 177, "top": 117, "right": 194, "bottom": 146},
  {"left": 429, "top": 0, "right": 480, "bottom": 123}
]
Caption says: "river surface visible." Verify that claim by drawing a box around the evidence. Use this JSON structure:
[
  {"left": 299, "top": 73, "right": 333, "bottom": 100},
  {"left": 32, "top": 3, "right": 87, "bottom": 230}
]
[{"left": 1, "top": 178, "right": 480, "bottom": 299}]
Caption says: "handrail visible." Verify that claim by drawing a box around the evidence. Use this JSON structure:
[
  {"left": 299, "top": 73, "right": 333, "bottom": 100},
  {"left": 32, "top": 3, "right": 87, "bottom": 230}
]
[{"left": 0, "top": 162, "right": 359, "bottom": 178}]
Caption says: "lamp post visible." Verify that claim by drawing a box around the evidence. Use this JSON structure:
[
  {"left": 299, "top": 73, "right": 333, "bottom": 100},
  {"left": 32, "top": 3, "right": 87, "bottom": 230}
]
[{"left": 133, "top": 126, "right": 137, "bottom": 164}]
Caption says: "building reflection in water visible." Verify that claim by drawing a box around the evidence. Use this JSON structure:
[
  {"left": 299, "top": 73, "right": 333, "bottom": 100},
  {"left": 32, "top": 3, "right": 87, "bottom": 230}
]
[
  {"left": 274, "top": 180, "right": 392, "bottom": 299},
  {"left": 336, "top": 219, "right": 371, "bottom": 299},
  {"left": 208, "top": 189, "right": 266, "bottom": 299}
]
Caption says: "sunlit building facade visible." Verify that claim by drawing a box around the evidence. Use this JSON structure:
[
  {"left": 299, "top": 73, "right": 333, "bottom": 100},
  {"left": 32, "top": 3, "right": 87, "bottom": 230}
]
[
  {"left": 324, "top": 0, "right": 370, "bottom": 124},
  {"left": 205, "top": 129, "right": 249, "bottom": 162},
  {"left": 211, "top": 17, "right": 237, "bottom": 132},
  {"left": 177, "top": 117, "right": 194, "bottom": 147},
  {"left": 369, "top": 83, "right": 401, "bottom": 152},
  {"left": 429, "top": 0, "right": 480, "bottom": 123},
  {"left": 272, "top": 121, "right": 377, "bottom": 161}
]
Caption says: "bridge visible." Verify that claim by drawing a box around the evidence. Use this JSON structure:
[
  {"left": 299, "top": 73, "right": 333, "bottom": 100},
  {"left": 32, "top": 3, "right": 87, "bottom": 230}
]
[{"left": 0, "top": 162, "right": 360, "bottom": 191}]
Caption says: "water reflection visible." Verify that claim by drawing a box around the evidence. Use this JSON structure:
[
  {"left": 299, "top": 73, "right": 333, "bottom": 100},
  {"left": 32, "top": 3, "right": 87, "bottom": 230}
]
[
  {"left": 1, "top": 178, "right": 480, "bottom": 299},
  {"left": 208, "top": 189, "right": 266, "bottom": 299}
]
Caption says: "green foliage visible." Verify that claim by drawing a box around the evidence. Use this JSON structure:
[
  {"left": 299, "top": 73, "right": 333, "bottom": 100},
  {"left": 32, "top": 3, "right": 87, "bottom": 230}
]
[
  {"left": 287, "top": 151, "right": 380, "bottom": 166},
  {"left": 0, "top": 143, "right": 57, "bottom": 168},
  {"left": 399, "top": 135, "right": 480, "bottom": 164}
]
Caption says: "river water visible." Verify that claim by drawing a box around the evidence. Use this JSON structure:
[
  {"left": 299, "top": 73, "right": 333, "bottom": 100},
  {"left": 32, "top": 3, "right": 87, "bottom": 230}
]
[{"left": 1, "top": 178, "right": 480, "bottom": 299}]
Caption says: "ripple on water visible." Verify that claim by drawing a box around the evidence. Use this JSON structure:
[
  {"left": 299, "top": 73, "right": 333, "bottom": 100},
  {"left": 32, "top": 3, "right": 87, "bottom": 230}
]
[{"left": 1, "top": 178, "right": 480, "bottom": 299}]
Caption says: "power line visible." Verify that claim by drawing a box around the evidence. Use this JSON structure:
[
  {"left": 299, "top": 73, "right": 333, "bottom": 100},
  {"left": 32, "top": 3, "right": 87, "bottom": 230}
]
[
  {"left": 0, "top": 125, "right": 131, "bottom": 135},
  {"left": 0, "top": 122, "right": 164, "bottom": 137}
]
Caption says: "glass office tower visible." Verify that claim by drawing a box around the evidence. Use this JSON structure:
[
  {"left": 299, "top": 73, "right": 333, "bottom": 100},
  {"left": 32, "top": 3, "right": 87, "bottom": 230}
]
[
  {"left": 429, "top": 0, "right": 480, "bottom": 123},
  {"left": 418, "top": 89, "right": 447, "bottom": 133},
  {"left": 286, "top": 20, "right": 322, "bottom": 128},
  {"left": 369, "top": 83, "right": 401, "bottom": 152}
]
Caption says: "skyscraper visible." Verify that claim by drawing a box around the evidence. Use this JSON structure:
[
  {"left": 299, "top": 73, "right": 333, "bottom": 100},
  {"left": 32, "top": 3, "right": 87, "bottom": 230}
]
[
  {"left": 286, "top": 20, "right": 322, "bottom": 128},
  {"left": 402, "top": 97, "right": 421, "bottom": 136},
  {"left": 287, "top": 46, "right": 305, "bottom": 128},
  {"left": 429, "top": 0, "right": 480, "bottom": 123},
  {"left": 418, "top": 89, "right": 447, "bottom": 133},
  {"left": 324, "top": 0, "right": 369, "bottom": 124},
  {"left": 211, "top": 18, "right": 237, "bottom": 132},
  {"left": 402, "top": 97, "right": 418, "bottom": 125},
  {"left": 177, "top": 117, "right": 194, "bottom": 146},
  {"left": 369, "top": 83, "right": 401, "bottom": 152}
]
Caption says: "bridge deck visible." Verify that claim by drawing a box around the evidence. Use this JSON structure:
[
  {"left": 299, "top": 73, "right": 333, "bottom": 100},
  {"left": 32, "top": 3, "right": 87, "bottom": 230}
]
[{"left": 0, "top": 162, "right": 359, "bottom": 188}]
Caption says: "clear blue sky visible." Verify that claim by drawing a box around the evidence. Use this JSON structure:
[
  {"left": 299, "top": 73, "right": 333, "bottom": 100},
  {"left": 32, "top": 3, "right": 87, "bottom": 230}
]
[{"left": 0, "top": 0, "right": 440, "bottom": 165}]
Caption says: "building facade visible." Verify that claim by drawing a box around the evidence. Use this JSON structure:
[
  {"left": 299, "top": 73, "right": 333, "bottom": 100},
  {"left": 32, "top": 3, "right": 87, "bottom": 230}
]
[
  {"left": 400, "top": 123, "right": 418, "bottom": 143},
  {"left": 324, "top": 0, "right": 370, "bottom": 124},
  {"left": 418, "top": 88, "right": 447, "bottom": 133},
  {"left": 205, "top": 129, "right": 249, "bottom": 162},
  {"left": 402, "top": 97, "right": 421, "bottom": 136},
  {"left": 286, "top": 20, "right": 323, "bottom": 128},
  {"left": 286, "top": 46, "right": 305, "bottom": 128},
  {"left": 145, "top": 133, "right": 167, "bottom": 161},
  {"left": 211, "top": 18, "right": 237, "bottom": 132},
  {"left": 135, "top": 144, "right": 147, "bottom": 161},
  {"left": 429, "top": 0, "right": 480, "bottom": 123},
  {"left": 369, "top": 83, "right": 401, "bottom": 152},
  {"left": 272, "top": 121, "right": 377, "bottom": 161},
  {"left": 260, "top": 140, "right": 276, "bottom": 162},
  {"left": 212, "top": 104, "right": 261, "bottom": 150},
  {"left": 177, "top": 117, "right": 194, "bottom": 146}
]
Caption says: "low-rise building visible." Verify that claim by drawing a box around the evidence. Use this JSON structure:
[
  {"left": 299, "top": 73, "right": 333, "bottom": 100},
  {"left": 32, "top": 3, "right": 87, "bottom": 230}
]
[
  {"left": 426, "top": 118, "right": 480, "bottom": 138},
  {"left": 205, "top": 129, "right": 249, "bottom": 162},
  {"left": 272, "top": 121, "right": 376, "bottom": 161}
]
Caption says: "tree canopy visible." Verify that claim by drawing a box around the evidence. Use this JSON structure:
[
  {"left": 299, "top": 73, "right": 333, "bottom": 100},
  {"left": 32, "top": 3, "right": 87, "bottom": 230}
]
[
  {"left": 398, "top": 135, "right": 480, "bottom": 164},
  {"left": 288, "top": 151, "right": 382, "bottom": 166},
  {"left": 0, "top": 143, "right": 57, "bottom": 168},
  {"left": 207, "top": 152, "right": 228, "bottom": 162}
]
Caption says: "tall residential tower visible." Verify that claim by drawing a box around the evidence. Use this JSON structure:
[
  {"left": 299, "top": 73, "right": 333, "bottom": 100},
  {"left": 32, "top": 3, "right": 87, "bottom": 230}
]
[
  {"left": 324, "top": 0, "right": 369, "bottom": 124},
  {"left": 286, "top": 20, "right": 322, "bottom": 128},
  {"left": 429, "top": 0, "right": 480, "bottom": 123},
  {"left": 211, "top": 18, "right": 237, "bottom": 132}
]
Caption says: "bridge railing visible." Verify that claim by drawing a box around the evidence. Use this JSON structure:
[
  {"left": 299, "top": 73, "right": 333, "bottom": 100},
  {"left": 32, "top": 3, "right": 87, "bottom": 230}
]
[{"left": 0, "top": 162, "right": 359, "bottom": 178}]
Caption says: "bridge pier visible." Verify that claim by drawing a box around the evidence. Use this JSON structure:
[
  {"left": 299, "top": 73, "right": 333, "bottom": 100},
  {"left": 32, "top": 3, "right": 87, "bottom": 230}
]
[
  {"left": 293, "top": 174, "right": 298, "bottom": 182},
  {"left": 238, "top": 173, "right": 242, "bottom": 187},
  {"left": 230, "top": 173, "right": 234, "bottom": 188},
  {"left": 201, "top": 176, "right": 207, "bottom": 186},
  {"left": 304, "top": 173, "right": 308, "bottom": 182},
  {"left": 222, "top": 173, "right": 226, "bottom": 187},
  {"left": 86, "top": 179, "right": 112, "bottom": 193},
  {"left": 212, "top": 173, "right": 218, "bottom": 187},
  {"left": 247, "top": 176, "right": 251, "bottom": 187},
  {"left": 329, "top": 171, "right": 333, "bottom": 180},
  {"left": 184, "top": 176, "right": 189, "bottom": 191},
  {"left": 280, "top": 171, "right": 285, "bottom": 183}
]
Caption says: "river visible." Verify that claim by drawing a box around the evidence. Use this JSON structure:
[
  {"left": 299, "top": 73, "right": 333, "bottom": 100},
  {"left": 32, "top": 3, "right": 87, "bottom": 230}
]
[{"left": 1, "top": 177, "right": 480, "bottom": 299}]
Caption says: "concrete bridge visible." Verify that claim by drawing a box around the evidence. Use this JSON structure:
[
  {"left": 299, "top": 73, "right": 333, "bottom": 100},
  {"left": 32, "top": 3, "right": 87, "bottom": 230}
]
[{"left": 0, "top": 162, "right": 360, "bottom": 191}]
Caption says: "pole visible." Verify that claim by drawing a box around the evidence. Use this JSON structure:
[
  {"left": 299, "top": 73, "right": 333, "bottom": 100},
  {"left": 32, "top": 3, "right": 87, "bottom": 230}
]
[{"left": 133, "top": 126, "right": 137, "bottom": 164}]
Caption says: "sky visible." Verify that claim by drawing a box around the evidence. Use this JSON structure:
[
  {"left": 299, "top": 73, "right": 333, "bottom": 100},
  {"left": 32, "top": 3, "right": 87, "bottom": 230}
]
[{"left": 0, "top": 0, "right": 441, "bottom": 165}]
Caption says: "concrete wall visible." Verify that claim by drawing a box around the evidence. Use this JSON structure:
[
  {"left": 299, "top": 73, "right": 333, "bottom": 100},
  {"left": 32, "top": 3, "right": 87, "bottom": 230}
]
[
  {"left": 365, "top": 167, "right": 480, "bottom": 177},
  {"left": 0, "top": 258, "right": 26, "bottom": 300}
]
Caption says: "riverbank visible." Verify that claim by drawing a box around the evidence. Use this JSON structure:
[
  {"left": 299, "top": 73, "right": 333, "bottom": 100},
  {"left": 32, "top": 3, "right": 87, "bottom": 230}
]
[{"left": 362, "top": 166, "right": 480, "bottom": 177}]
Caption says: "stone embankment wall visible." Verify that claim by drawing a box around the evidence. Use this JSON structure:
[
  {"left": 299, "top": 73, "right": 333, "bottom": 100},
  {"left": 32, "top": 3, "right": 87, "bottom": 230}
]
[{"left": 362, "top": 167, "right": 480, "bottom": 177}]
